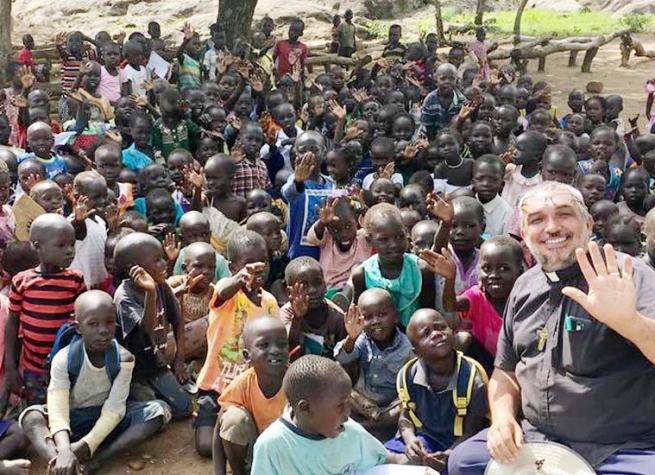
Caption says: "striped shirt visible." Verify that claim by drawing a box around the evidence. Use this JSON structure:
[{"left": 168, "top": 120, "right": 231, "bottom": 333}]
[
  {"left": 178, "top": 53, "right": 201, "bottom": 91},
  {"left": 60, "top": 51, "right": 93, "bottom": 92},
  {"left": 9, "top": 269, "right": 86, "bottom": 373}
]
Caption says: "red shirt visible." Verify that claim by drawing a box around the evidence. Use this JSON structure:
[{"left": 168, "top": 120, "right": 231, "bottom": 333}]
[
  {"left": 9, "top": 269, "right": 86, "bottom": 373},
  {"left": 17, "top": 47, "right": 34, "bottom": 67},
  {"left": 273, "top": 40, "right": 307, "bottom": 78}
]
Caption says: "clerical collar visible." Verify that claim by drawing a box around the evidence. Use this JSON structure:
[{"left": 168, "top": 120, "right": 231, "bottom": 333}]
[{"left": 543, "top": 260, "right": 582, "bottom": 283}]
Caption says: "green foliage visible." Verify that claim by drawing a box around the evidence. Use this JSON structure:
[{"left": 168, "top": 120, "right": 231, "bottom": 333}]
[
  {"left": 364, "top": 20, "right": 387, "bottom": 39},
  {"left": 620, "top": 13, "right": 654, "bottom": 33},
  {"left": 446, "top": 8, "right": 655, "bottom": 37}
]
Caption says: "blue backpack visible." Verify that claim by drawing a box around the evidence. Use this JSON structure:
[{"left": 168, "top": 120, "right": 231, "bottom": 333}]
[{"left": 46, "top": 322, "right": 121, "bottom": 387}]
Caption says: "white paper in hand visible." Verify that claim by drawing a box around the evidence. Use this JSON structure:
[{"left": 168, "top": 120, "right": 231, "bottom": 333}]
[
  {"left": 357, "top": 465, "right": 434, "bottom": 475},
  {"left": 147, "top": 51, "right": 170, "bottom": 79}
]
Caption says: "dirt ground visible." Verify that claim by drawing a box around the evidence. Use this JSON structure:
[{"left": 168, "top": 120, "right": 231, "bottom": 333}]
[{"left": 11, "top": 26, "right": 655, "bottom": 475}]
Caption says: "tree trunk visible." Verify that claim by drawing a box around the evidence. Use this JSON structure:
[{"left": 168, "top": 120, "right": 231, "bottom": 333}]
[
  {"left": 475, "top": 0, "right": 486, "bottom": 26},
  {"left": 434, "top": 0, "right": 445, "bottom": 41},
  {"left": 513, "top": 0, "right": 529, "bottom": 47},
  {"left": 217, "top": 0, "right": 258, "bottom": 50},
  {"left": 0, "top": 0, "right": 11, "bottom": 86}
]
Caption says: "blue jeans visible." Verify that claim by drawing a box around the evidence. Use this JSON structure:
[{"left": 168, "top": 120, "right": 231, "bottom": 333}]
[
  {"left": 130, "top": 370, "right": 192, "bottom": 419},
  {"left": 448, "top": 429, "right": 655, "bottom": 475}
]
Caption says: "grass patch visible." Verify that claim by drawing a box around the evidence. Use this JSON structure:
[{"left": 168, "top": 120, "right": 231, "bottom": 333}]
[{"left": 447, "top": 8, "right": 655, "bottom": 37}]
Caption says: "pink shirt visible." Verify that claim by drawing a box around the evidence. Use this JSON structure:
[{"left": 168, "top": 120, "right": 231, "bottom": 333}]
[
  {"left": 305, "top": 226, "right": 372, "bottom": 289},
  {"left": 501, "top": 164, "right": 542, "bottom": 208},
  {"left": 460, "top": 284, "right": 502, "bottom": 356},
  {"left": 98, "top": 66, "right": 123, "bottom": 104},
  {"left": 0, "top": 290, "right": 9, "bottom": 382}
]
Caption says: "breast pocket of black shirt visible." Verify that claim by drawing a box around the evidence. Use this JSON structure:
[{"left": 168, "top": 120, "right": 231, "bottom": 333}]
[{"left": 559, "top": 309, "right": 625, "bottom": 377}]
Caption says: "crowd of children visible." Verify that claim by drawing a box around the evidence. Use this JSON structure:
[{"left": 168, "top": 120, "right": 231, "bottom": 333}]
[{"left": 0, "top": 11, "right": 653, "bottom": 475}]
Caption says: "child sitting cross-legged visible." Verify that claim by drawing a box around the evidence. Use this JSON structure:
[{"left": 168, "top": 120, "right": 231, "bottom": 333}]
[
  {"left": 20, "top": 291, "right": 171, "bottom": 474},
  {"left": 112, "top": 233, "right": 193, "bottom": 420},
  {"left": 385, "top": 309, "right": 489, "bottom": 473},
  {"left": 213, "top": 315, "right": 289, "bottom": 475},
  {"left": 193, "top": 231, "right": 279, "bottom": 458},
  {"left": 251, "top": 355, "right": 410, "bottom": 474},
  {"left": 334, "top": 288, "right": 413, "bottom": 438}
]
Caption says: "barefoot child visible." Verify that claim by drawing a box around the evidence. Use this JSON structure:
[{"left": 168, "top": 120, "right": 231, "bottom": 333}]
[
  {"left": 113, "top": 233, "right": 193, "bottom": 419},
  {"left": 20, "top": 291, "right": 170, "bottom": 474},
  {"left": 194, "top": 232, "right": 278, "bottom": 457},
  {"left": 214, "top": 315, "right": 289, "bottom": 475},
  {"left": 5, "top": 214, "right": 86, "bottom": 407},
  {"left": 252, "top": 355, "right": 406, "bottom": 473},
  {"left": 334, "top": 289, "right": 413, "bottom": 437},
  {"left": 385, "top": 309, "right": 489, "bottom": 472}
]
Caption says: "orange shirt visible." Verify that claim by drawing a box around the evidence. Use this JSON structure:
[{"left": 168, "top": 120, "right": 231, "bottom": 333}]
[
  {"left": 197, "top": 288, "right": 279, "bottom": 394},
  {"left": 219, "top": 367, "right": 286, "bottom": 433}
]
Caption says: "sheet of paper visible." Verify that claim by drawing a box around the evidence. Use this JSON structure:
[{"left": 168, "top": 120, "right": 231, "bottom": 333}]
[
  {"left": 53, "top": 131, "right": 77, "bottom": 147},
  {"left": 147, "top": 51, "right": 170, "bottom": 79},
  {"left": 358, "top": 465, "right": 431, "bottom": 475}
]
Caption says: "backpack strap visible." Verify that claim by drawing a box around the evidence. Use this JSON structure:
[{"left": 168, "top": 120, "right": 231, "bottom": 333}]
[
  {"left": 67, "top": 338, "right": 123, "bottom": 388},
  {"left": 66, "top": 337, "right": 85, "bottom": 388},
  {"left": 396, "top": 357, "right": 423, "bottom": 429},
  {"left": 104, "top": 339, "right": 122, "bottom": 383},
  {"left": 452, "top": 351, "right": 489, "bottom": 437}
]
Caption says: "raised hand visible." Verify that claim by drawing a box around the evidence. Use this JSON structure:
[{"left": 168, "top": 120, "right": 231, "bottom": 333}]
[
  {"left": 129, "top": 93, "right": 148, "bottom": 108},
  {"left": 288, "top": 282, "right": 309, "bottom": 319},
  {"left": 163, "top": 232, "right": 181, "bottom": 263},
  {"left": 345, "top": 124, "right": 363, "bottom": 140},
  {"left": 419, "top": 248, "right": 457, "bottom": 279},
  {"left": 458, "top": 102, "right": 475, "bottom": 121},
  {"left": 561, "top": 243, "right": 637, "bottom": 334},
  {"left": 345, "top": 304, "right": 365, "bottom": 340},
  {"left": 104, "top": 129, "right": 122, "bottom": 144},
  {"left": 113, "top": 31, "right": 127, "bottom": 44},
  {"left": 317, "top": 197, "right": 337, "bottom": 225},
  {"left": 184, "top": 269, "right": 207, "bottom": 294},
  {"left": 129, "top": 265, "right": 156, "bottom": 291},
  {"left": 426, "top": 191, "right": 454, "bottom": 225},
  {"left": 73, "top": 195, "right": 95, "bottom": 222},
  {"left": 378, "top": 161, "right": 395, "bottom": 179},
  {"left": 55, "top": 31, "right": 68, "bottom": 47},
  {"left": 105, "top": 203, "right": 120, "bottom": 231},
  {"left": 249, "top": 73, "right": 264, "bottom": 93},
  {"left": 181, "top": 22, "right": 194, "bottom": 41},
  {"left": 294, "top": 152, "right": 316, "bottom": 182},
  {"left": 9, "top": 95, "right": 27, "bottom": 108},
  {"left": 183, "top": 164, "right": 204, "bottom": 190},
  {"left": 237, "top": 262, "right": 266, "bottom": 291},
  {"left": 19, "top": 66, "right": 35, "bottom": 89},
  {"left": 24, "top": 172, "right": 43, "bottom": 192},
  {"left": 403, "top": 141, "right": 420, "bottom": 160},
  {"left": 328, "top": 100, "right": 347, "bottom": 121}
]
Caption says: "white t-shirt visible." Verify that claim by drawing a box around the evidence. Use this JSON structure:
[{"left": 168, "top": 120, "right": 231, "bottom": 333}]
[
  {"left": 362, "top": 172, "right": 404, "bottom": 191},
  {"left": 70, "top": 215, "right": 108, "bottom": 288},
  {"left": 121, "top": 64, "right": 151, "bottom": 97}
]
